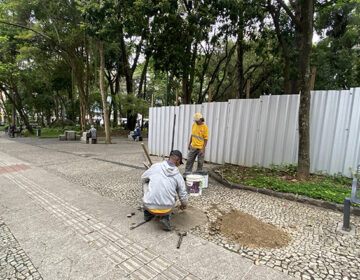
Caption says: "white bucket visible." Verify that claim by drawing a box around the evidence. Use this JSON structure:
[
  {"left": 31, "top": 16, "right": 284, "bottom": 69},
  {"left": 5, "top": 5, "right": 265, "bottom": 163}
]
[
  {"left": 186, "top": 174, "right": 204, "bottom": 196},
  {"left": 194, "top": 171, "right": 208, "bottom": 189}
]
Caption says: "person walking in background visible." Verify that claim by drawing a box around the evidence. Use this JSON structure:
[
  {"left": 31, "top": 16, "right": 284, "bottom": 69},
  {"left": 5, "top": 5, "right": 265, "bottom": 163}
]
[{"left": 185, "top": 113, "right": 209, "bottom": 172}]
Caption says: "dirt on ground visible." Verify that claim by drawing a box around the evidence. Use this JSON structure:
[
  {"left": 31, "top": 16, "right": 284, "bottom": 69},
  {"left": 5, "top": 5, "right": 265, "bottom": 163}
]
[
  {"left": 171, "top": 205, "right": 208, "bottom": 231},
  {"left": 210, "top": 208, "right": 291, "bottom": 249}
]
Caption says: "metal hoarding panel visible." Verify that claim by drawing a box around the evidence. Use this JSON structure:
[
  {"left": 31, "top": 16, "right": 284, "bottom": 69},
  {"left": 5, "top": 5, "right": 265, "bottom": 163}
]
[
  {"left": 148, "top": 88, "right": 360, "bottom": 177},
  {"left": 148, "top": 107, "right": 154, "bottom": 154},
  {"left": 225, "top": 99, "right": 261, "bottom": 166},
  {"left": 310, "top": 90, "right": 352, "bottom": 175},
  {"left": 256, "top": 95, "right": 299, "bottom": 167},
  {"left": 202, "top": 102, "right": 228, "bottom": 164},
  {"left": 343, "top": 88, "right": 360, "bottom": 176}
]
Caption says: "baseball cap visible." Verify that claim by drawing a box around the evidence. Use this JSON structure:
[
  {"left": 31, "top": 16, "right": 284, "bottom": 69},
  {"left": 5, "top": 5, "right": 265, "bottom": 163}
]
[
  {"left": 194, "top": 113, "right": 203, "bottom": 121},
  {"left": 170, "top": 150, "right": 184, "bottom": 164}
]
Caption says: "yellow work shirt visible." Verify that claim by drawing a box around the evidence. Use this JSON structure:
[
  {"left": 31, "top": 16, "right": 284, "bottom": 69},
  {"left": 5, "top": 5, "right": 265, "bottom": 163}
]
[{"left": 191, "top": 123, "right": 209, "bottom": 149}]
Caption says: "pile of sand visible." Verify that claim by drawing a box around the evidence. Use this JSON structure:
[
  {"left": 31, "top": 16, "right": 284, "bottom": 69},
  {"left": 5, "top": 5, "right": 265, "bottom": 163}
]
[{"left": 210, "top": 209, "right": 291, "bottom": 249}]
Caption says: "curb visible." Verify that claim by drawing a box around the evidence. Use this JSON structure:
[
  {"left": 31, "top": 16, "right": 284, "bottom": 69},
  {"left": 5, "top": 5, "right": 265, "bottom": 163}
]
[{"left": 208, "top": 170, "right": 360, "bottom": 216}]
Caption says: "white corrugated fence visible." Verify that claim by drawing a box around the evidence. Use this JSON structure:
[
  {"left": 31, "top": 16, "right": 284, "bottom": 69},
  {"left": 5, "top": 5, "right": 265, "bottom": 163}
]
[{"left": 148, "top": 88, "right": 360, "bottom": 177}]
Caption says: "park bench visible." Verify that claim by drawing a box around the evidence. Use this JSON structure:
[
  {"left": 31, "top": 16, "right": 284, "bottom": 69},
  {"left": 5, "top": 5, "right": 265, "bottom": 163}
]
[
  {"left": 343, "top": 165, "right": 360, "bottom": 231},
  {"left": 59, "top": 130, "right": 81, "bottom": 141},
  {"left": 80, "top": 131, "right": 100, "bottom": 144}
]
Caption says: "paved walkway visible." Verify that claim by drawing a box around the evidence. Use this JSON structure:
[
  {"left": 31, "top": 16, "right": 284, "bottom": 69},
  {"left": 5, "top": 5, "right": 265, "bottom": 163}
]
[{"left": 0, "top": 136, "right": 291, "bottom": 280}]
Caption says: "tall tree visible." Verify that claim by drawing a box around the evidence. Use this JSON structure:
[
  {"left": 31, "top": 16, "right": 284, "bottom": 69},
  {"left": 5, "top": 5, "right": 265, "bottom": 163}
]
[
  {"left": 149, "top": 0, "right": 219, "bottom": 104},
  {"left": 276, "top": 0, "right": 314, "bottom": 179}
]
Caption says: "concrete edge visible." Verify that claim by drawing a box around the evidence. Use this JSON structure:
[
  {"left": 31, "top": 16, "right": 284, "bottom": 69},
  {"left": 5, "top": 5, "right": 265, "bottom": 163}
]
[{"left": 208, "top": 169, "right": 360, "bottom": 216}]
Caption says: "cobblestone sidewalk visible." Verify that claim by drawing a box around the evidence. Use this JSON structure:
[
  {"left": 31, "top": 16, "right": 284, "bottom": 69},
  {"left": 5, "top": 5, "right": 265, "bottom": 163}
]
[
  {"left": 0, "top": 218, "right": 42, "bottom": 280},
  {"left": 0, "top": 159, "right": 200, "bottom": 280},
  {"left": 1, "top": 136, "right": 359, "bottom": 280}
]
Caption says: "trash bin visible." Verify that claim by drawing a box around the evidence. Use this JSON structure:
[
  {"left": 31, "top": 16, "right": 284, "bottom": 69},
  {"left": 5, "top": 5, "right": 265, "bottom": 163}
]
[{"left": 36, "top": 127, "right": 41, "bottom": 137}]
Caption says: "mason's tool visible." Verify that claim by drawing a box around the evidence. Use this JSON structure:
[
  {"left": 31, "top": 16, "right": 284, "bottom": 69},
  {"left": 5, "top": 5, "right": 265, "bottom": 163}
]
[
  {"left": 141, "top": 143, "right": 153, "bottom": 167},
  {"left": 177, "top": 232, "right": 187, "bottom": 249},
  {"left": 130, "top": 220, "right": 149, "bottom": 230}
]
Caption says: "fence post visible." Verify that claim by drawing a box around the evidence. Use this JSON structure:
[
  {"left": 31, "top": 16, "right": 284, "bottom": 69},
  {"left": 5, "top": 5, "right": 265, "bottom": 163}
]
[{"left": 343, "top": 197, "right": 351, "bottom": 231}]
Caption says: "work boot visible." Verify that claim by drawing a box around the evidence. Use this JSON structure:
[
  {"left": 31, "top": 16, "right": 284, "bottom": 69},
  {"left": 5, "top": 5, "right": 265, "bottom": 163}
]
[{"left": 160, "top": 216, "right": 172, "bottom": 231}]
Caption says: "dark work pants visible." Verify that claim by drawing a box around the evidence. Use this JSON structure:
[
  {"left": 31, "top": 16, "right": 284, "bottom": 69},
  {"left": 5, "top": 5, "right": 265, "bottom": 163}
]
[{"left": 185, "top": 146, "right": 204, "bottom": 172}]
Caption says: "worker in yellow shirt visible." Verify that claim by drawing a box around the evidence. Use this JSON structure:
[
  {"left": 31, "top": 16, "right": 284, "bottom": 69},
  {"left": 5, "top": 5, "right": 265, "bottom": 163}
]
[{"left": 185, "top": 113, "right": 209, "bottom": 172}]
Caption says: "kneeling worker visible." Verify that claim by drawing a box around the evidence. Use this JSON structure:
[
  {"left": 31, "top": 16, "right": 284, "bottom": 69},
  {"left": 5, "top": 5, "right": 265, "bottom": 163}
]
[{"left": 141, "top": 150, "right": 188, "bottom": 231}]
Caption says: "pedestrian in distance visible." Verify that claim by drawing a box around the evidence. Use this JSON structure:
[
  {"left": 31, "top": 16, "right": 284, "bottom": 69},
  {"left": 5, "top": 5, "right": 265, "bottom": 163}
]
[
  {"left": 86, "top": 125, "right": 97, "bottom": 144},
  {"left": 131, "top": 124, "right": 141, "bottom": 141},
  {"left": 141, "top": 150, "right": 188, "bottom": 231},
  {"left": 8, "top": 125, "right": 15, "bottom": 138},
  {"left": 185, "top": 113, "right": 209, "bottom": 172}
]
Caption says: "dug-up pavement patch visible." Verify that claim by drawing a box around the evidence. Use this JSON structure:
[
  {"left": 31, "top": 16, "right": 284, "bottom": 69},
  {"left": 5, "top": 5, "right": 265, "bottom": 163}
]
[
  {"left": 0, "top": 137, "right": 291, "bottom": 280},
  {"left": 210, "top": 208, "right": 291, "bottom": 249},
  {"left": 1, "top": 135, "right": 360, "bottom": 280}
]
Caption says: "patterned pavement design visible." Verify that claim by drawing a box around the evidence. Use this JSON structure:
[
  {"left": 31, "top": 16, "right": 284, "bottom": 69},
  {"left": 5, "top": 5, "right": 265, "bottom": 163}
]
[{"left": 0, "top": 160, "right": 200, "bottom": 280}]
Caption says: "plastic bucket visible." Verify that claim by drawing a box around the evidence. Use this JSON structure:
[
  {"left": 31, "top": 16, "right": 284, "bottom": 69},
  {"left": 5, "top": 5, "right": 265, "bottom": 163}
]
[
  {"left": 194, "top": 171, "right": 208, "bottom": 189},
  {"left": 185, "top": 174, "right": 204, "bottom": 196}
]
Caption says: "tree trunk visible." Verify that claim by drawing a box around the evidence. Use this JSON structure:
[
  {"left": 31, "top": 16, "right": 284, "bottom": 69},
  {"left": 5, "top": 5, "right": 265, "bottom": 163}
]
[
  {"left": 297, "top": 0, "right": 313, "bottom": 179},
  {"left": 284, "top": 59, "right": 292, "bottom": 94},
  {"left": 113, "top": 106, "right": 118, "bottom": 127},
  {"left": 0, "top": 93, "right": 10, "bottom": 125},
  {"left": 138, "top": 56, "right": 149, "bottom": 97},
  {"left": 98, "top": 40, "right": 112, "bottom": 144},
  {"left": 182, "top": 76, "right": 191, "bottom": 104},
  {"left": 119, "top": 33, "right": 137, "bottom": 130},
  {"left": 127, "top": 114, "right": 137, "bottom": 131},
  {"left": 11, "top": 92, "right": 16, "bottom": 126},
  {"left": 236, "top": 25, "right": 245, "bottom": 99},
  {"left": 54, "top": 95, "right": 59, "bottom": 121},
  {"left": 76, "top": 83, "right": 87, "bottom": 132},
  {"left": 67, "top": 86, "right": 75, "bottom": 122},
  {"left": 120, "top": 34, "right": 133, "bottom": 94},
  {"left": 188, "top": 42, "right": 198, "bottom": 101},
  {"left": 84, "top": 34, "right": 93, "bottom": 125},
  {"left": 72, "top": 61, "right": 87, "bottom": 132},
  {"left": 9, "top": 89, "right": 33, "bottom": 133}
]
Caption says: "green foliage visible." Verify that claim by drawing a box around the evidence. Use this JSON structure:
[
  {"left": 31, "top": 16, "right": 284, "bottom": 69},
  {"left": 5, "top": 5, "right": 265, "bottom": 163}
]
[
  {"left": 221, "top": 164, "right": 355, "bottom": 206},
  {"left": 313, "top": 0, "right": 360, "bottom": 90},
  {"left": 0, "top": 0, "right": 359, "bottom": 127},
  {"left": 119, "top": 93, "right": 149, "bottom": 116}
]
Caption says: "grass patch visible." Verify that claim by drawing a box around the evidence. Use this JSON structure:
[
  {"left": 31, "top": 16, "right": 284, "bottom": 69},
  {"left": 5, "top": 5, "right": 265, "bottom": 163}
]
[
  {"left": 22, "top": 126, "right": 132, "bottom": 138},
  {"left": 218, "top": 164, "right": 356, "bottom": 206},
  {"left": 0, "top": 126, "right": 5, "bottom": 131},
  {"left": 23, "top": 126, "right": 82, "bottom": 138}
]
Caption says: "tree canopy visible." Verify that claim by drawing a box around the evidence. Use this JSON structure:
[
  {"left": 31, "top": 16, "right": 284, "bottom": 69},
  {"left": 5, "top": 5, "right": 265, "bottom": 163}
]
[{"left": 0, "top": 0, "right": 359, "bottom": 175}]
